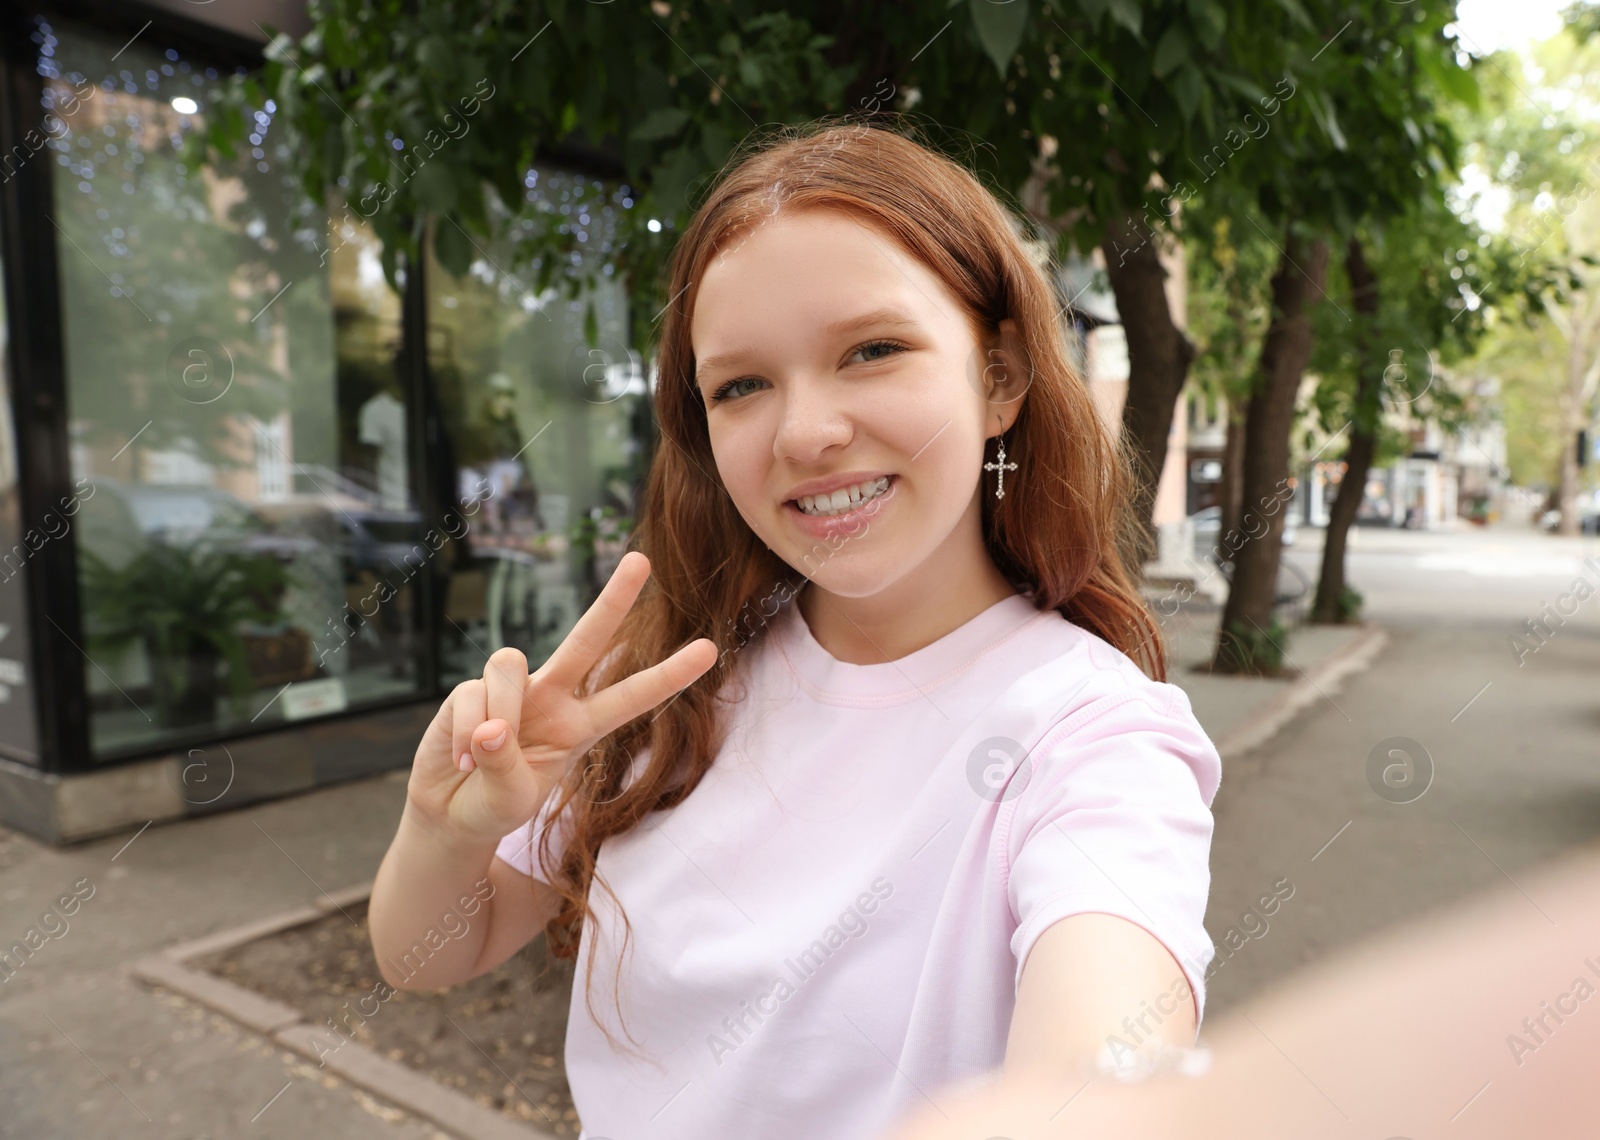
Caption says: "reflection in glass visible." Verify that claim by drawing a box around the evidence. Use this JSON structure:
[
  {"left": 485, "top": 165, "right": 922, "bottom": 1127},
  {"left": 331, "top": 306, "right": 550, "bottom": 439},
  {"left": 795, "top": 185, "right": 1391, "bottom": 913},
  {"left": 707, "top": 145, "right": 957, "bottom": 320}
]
[
  {"left": 43, "top": 20, "right": 424, "bottom": 756},
  {"left": 426, "top": 168, "right": 646, "bottom": 684}
]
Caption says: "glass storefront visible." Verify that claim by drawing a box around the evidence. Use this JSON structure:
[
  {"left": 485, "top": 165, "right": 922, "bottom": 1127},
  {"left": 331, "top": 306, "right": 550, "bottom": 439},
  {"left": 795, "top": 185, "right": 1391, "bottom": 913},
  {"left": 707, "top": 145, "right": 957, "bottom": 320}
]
[
  {"left": 44, "top": 20, "right": 426, "bottom": 757},
  {"left": 12, "top": 14, "right": 648, "bottom": 773}
]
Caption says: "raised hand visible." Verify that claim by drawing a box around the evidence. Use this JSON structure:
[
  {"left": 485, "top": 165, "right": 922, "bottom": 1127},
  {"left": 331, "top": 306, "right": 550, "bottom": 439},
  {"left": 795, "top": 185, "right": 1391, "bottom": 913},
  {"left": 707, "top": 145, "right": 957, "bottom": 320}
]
[{"left": 406, "top": 551, "right": 718, "bottom": 845}]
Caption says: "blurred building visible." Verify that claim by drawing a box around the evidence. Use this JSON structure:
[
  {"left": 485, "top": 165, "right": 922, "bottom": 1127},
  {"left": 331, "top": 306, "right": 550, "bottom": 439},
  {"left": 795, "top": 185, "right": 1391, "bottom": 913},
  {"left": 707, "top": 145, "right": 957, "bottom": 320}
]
[
  {"left": 1298, "top": 368, "right": 1509, "bottom": 531},
  {"left": 0, "top": 1, "right": 650, "bottom": 842}
]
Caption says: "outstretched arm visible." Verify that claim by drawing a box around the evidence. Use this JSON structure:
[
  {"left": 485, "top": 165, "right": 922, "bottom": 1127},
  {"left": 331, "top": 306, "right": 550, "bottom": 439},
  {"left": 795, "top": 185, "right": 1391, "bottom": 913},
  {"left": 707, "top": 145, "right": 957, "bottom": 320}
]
[{"left": 1005, "top": 912, "right": 1197, "bottom": 1084}]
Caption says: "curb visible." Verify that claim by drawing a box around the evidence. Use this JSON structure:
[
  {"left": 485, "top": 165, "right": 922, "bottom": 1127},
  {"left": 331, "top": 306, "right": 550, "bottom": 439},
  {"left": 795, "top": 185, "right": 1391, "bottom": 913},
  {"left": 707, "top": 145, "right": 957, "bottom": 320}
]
[
  {"left": 1210, "top": 623, "right": 1390, "bottom": 763},
  {"left": 130, "top": 882, "right": 560, "bottom": 1140}
]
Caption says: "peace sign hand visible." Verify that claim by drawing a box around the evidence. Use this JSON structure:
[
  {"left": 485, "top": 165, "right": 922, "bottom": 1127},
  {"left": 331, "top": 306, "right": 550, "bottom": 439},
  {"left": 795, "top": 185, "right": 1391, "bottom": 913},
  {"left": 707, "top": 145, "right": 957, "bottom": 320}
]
[{"left": 406, "top": 552, "right": 719, "bottom": 846}]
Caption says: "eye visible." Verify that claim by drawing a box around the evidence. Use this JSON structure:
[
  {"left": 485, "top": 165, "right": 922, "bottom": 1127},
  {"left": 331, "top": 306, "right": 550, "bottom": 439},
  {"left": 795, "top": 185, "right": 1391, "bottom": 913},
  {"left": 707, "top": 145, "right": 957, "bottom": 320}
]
[
  {"left": 849, "top": 339, "right": 907, "bottom": 365},
  {"left": 708, "top": 376, "right": 768, "bottom": 404}
]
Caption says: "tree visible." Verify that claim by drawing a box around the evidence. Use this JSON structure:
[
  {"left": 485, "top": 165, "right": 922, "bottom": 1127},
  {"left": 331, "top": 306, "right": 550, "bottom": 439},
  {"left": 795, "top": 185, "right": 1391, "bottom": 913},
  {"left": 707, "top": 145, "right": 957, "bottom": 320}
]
[
  {"left": 191, "top": 0, "right": 1363, "bottom": 546},
  {"left": 1183, "top": 205, "right": 1278, "bottom": 546},
  {"left": 1199, "top": 0, "right": 1474, "bottom": 673},
  {"left": 1305, "top": 194, "right": 1514, "bottom": 624},
  {"left": 1451, "top": 14, "right": 1600, "bottom": 532}
]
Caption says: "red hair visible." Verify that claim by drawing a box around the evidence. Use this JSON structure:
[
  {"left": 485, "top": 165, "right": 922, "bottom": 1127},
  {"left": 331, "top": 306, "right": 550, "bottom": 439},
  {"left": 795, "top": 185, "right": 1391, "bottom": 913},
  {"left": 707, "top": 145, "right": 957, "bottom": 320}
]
[{"left": 535, "top": 117, "right": 1163, "bottom": 1053}]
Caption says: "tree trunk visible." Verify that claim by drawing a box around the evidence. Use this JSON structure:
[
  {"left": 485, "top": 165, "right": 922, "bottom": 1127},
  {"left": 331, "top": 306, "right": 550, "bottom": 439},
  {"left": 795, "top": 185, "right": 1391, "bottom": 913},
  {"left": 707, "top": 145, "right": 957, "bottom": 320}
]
[
  {"left": 1212, "top": 231, "right": 1330, "bottom": 674},
  {"left": 1312, "top": 237, "right": 1380, "bottom": 624},
  {"left": 1103, "top": 210, "right": 1196, "bottom": 561},
  {"left": 1217, "top": 392, "right": 1246, "bottom": 552}
]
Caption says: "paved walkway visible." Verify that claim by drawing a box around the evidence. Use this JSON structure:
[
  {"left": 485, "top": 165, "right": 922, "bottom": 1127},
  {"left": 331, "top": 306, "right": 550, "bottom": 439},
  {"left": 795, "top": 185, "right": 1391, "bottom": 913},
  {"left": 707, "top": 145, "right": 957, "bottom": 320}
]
[{"left": 4, "top": 521, "right": 1594, "bottom": 1136}]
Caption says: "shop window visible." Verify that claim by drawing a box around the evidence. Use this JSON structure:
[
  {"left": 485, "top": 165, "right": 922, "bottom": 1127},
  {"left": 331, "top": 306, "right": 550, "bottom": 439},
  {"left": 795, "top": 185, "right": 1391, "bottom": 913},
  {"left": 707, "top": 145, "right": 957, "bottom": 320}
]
[{"left": 42, "top": 20, "right": 426, "bottom": 757}]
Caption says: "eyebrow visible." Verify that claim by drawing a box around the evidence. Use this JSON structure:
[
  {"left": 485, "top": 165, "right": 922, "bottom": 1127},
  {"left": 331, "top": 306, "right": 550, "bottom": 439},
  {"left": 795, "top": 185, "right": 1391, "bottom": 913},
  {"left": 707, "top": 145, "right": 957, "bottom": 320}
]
[{"left": 694, "top": 305, "right": 923, "bottom": 388}]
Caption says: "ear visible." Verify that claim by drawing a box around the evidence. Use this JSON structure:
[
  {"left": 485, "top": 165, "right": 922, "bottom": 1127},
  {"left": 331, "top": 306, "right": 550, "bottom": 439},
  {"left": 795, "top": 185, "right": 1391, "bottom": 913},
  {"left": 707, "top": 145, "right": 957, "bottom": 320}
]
[{"left": 982, "top": 317, "right": 1029, "bottom": 435}]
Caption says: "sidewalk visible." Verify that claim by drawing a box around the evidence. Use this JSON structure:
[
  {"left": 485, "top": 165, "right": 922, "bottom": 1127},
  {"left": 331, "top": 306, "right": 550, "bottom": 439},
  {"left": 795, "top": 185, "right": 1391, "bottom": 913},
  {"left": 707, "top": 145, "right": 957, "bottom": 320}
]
[
  {"left": 1161, "top": 604, "right": 1385, "bottom": 763},
  {"left": 0, "top": 608, "right": 1385, "bottom": 1140}
]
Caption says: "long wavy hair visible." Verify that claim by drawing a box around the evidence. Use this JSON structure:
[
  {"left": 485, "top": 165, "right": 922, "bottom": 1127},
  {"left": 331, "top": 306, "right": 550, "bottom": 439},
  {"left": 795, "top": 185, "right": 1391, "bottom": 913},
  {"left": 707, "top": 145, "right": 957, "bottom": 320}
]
[{"left": 534, "top": 116, "right": 1163, "bottom": 1053}]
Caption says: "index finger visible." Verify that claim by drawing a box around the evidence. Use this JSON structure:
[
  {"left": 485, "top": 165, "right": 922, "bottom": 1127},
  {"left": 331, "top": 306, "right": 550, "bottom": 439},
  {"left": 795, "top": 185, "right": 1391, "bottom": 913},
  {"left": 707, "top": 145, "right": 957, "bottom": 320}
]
[
  {"left": 582, "top": 637, "right": 719, "bottom": 738},
  {"left": 538, "top": 550, "right": 651, "bottom": 690}
]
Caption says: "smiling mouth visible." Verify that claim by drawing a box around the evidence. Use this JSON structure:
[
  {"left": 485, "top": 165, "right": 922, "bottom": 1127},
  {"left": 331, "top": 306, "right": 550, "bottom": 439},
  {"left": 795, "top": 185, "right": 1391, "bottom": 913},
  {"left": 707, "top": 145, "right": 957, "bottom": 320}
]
[{"left": 789, "top": 475, "right": 895, "bottom": 517}]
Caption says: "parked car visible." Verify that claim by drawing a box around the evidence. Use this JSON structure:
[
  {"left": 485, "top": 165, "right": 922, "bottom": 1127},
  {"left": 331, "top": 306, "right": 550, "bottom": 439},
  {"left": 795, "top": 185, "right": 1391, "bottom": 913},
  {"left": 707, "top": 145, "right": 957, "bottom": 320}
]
[
  {"left": 334, "top": 509, "right": 428, "bottom": 577},
  {"left": 77, "top": 480, "right": 320, "bottom": 569}
]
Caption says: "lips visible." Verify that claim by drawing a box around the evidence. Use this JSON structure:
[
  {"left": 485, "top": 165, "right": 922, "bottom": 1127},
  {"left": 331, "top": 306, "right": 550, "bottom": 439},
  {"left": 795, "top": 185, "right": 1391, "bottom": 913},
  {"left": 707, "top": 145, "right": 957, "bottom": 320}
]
[
  {"left": 782, "top": 474, "right": 898, "bottom": 541},
  {"left": 782, "top": 470, "right": 896, "bottom": 504}
]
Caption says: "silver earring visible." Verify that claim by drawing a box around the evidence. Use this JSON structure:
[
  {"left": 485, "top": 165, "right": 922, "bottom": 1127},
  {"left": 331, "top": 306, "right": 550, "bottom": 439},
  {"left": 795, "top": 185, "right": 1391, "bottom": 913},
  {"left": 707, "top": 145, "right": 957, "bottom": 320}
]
[{"left": 983, "top": 433, "right": 1018, "bottom": 499}]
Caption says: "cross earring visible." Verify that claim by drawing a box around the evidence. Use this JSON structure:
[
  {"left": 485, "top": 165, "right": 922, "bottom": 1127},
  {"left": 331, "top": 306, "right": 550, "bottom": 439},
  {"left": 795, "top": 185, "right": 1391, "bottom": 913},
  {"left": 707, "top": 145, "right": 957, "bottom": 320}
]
[{"left": 983, "top": 433, "right": 1018, "bottom": 499}]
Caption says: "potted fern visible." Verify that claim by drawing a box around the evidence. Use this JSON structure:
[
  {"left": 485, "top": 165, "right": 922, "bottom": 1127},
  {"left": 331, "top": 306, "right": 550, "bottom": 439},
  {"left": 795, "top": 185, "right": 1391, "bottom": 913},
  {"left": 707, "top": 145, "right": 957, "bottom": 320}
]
[{"left": 80, "top": 540, "right": 295, "bottom": 729}]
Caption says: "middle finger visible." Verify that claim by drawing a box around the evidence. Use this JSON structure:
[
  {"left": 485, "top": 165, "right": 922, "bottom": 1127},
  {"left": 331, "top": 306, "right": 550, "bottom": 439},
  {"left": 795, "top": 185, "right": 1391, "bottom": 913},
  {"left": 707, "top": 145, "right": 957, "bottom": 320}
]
[{"left": 451, "top": 678, "right": 487, "bottom": 772}]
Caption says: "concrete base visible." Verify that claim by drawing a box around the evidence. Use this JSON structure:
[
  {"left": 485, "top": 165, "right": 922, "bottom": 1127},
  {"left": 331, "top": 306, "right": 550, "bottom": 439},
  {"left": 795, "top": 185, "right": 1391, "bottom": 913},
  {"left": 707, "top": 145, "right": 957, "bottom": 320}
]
[
  {"left": 0, "top": 700, "right": 434, "bottom": 845},
  {"left": 131, "top": 882, "right": 558, "bottom": 1140}
]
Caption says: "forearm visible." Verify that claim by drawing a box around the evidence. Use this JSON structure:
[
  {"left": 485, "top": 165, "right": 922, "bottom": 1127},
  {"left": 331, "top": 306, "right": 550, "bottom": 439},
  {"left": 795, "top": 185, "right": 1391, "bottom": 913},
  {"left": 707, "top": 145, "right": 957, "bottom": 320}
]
[
  {"left": 1005, "top": 913, "right": 1198, "bottom": 1084},
  {"left": 369, "top": 800, "right": 501, "bottom": 990}
]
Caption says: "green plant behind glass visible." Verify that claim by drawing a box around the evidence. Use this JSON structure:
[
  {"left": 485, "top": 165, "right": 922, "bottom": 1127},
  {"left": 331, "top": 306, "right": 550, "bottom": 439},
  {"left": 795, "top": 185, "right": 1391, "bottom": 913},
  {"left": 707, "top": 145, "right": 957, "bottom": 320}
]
[
  {"left": 568, "top": 506, "right": 632, "bottom": 563},
  {"left": 80, "top": 542, "right": 296, "bottom": 717}
]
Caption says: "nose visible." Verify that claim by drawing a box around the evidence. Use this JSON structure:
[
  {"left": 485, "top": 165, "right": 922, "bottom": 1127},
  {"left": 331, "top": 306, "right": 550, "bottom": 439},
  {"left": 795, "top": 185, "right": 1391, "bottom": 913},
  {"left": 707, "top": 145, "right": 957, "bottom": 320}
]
[{"left": 772, "top": 376, "right": 853, "bottom": 466}]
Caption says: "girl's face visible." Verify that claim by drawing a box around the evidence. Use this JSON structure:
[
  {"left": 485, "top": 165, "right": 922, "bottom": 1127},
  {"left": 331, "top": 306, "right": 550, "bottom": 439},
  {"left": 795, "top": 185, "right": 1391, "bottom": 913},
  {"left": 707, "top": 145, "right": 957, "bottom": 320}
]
[{"left": 689, "top": 207, "right": 1023, "bottom": 600}]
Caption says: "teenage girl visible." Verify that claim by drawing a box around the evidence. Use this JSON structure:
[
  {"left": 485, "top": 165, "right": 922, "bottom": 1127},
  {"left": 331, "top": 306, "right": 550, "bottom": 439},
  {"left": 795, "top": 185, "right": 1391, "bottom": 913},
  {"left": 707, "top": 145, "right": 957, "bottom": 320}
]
[{"left": 368, "top": 120, "right": 1221, "bottom": 1140}]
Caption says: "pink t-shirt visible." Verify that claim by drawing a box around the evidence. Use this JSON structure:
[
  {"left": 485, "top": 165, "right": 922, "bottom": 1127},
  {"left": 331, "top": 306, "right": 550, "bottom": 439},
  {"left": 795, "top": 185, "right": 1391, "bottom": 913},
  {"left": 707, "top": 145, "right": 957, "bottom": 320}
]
[{"left": 496, "top": 590, "right": 1220, "bottom": 1140}]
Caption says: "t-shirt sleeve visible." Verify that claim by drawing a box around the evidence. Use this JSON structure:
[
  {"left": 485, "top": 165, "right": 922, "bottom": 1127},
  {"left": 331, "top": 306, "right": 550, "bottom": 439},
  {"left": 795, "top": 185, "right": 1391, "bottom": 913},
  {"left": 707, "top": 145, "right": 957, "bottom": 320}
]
[
  {"left": 1004, "top": 685, "right": 1221, "bottom": 1026},
  {"left": 494, "top": 787, "right": 576, "bottom": 883}
]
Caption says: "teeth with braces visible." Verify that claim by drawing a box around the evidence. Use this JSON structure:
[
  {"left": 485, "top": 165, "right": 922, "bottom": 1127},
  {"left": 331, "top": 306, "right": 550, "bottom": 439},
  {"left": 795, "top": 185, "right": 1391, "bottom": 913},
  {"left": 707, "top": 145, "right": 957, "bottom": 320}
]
[{"left": 795, "top": 476, "right": 892, "bottom": 517}]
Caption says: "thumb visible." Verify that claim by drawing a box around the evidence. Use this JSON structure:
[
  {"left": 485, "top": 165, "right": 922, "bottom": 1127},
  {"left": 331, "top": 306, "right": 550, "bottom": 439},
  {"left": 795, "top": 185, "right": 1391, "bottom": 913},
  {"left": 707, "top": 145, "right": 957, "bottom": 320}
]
[{"left": 468, "top": 718, "right": 518, "bottom": 777}]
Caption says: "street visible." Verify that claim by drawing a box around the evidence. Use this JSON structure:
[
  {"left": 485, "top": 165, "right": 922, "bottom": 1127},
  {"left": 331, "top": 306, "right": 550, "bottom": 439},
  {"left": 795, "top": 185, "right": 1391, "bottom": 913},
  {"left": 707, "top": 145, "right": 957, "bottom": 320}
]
[{"left": 1203, "top": 522, "right": 1600, "bottom": 1016}]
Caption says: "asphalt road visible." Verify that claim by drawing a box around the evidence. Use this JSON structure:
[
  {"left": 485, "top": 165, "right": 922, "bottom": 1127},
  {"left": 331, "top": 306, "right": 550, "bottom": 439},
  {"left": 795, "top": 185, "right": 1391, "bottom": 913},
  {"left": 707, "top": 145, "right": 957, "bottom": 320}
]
[{"left": 1202, "top": 520, "right": 1600, "bottom": 1017}]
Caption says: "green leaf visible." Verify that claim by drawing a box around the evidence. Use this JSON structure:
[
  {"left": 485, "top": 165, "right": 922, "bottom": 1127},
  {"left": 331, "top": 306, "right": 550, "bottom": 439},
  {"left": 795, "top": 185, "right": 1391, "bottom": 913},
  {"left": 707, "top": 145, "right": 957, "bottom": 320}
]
[
  {"left": 434, "top": 215, "right": 474, "bottom": 278},
  {"left": 702, "top": 121, "right": 732, "bottom": 168},
  {"left": 379, "top": 236, "right": 404, "bottom": 292},
  {"left": 455, "top": 173, "right": 488, "bottom": 234},
  {"left": 651, "top": 144, "right": 701, "bottom": 220},
  {"left": 629, "top": 106, "right": 692, "bottom": 142},
  {"left": 1187, "top": 0, "right": 1226, "bottom": 50},
  {"left": 1107, "top": 0, "right": 1143, "bottom": 38},
  {"left": 1305, "top": 89, "right": 1347, "bottom": 151},
  {"left": 1210, "top": 70, "right": 1267, "bottom": 104},
  {"left": 1273, "top": 0, "right": 1315, "bottom": 33},
  {"left": 1322, "top": 98, "right": 1347, "bottom": 151},
  {"left": 1172, "top": 62, "right": 1204, "bottom": 122},
  {"left": 1152, "top": 25, "right": 1189, "bottom": 77},
  {"left": 1077, "top": 0, "right": 1110, "bottom": 21},
  {"left": 410, "top": 158, "right": 457, "bottom": 215},
  {"left": 1420, "top": 47, "right": 1480, "bottom": 111},
  {"left": 416, "top": 37, "right": 454, "bottom": 75},
  {"left": 970, "top": 0, "right": 1030, "bottom": 80}
]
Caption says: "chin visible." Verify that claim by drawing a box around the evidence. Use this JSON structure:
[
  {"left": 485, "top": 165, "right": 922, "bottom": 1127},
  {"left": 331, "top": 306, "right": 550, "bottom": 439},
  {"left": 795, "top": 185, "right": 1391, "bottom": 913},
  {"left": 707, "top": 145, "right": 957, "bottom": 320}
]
[{"left": 784, "top": 542, "right": 919, "bottom": 599}]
